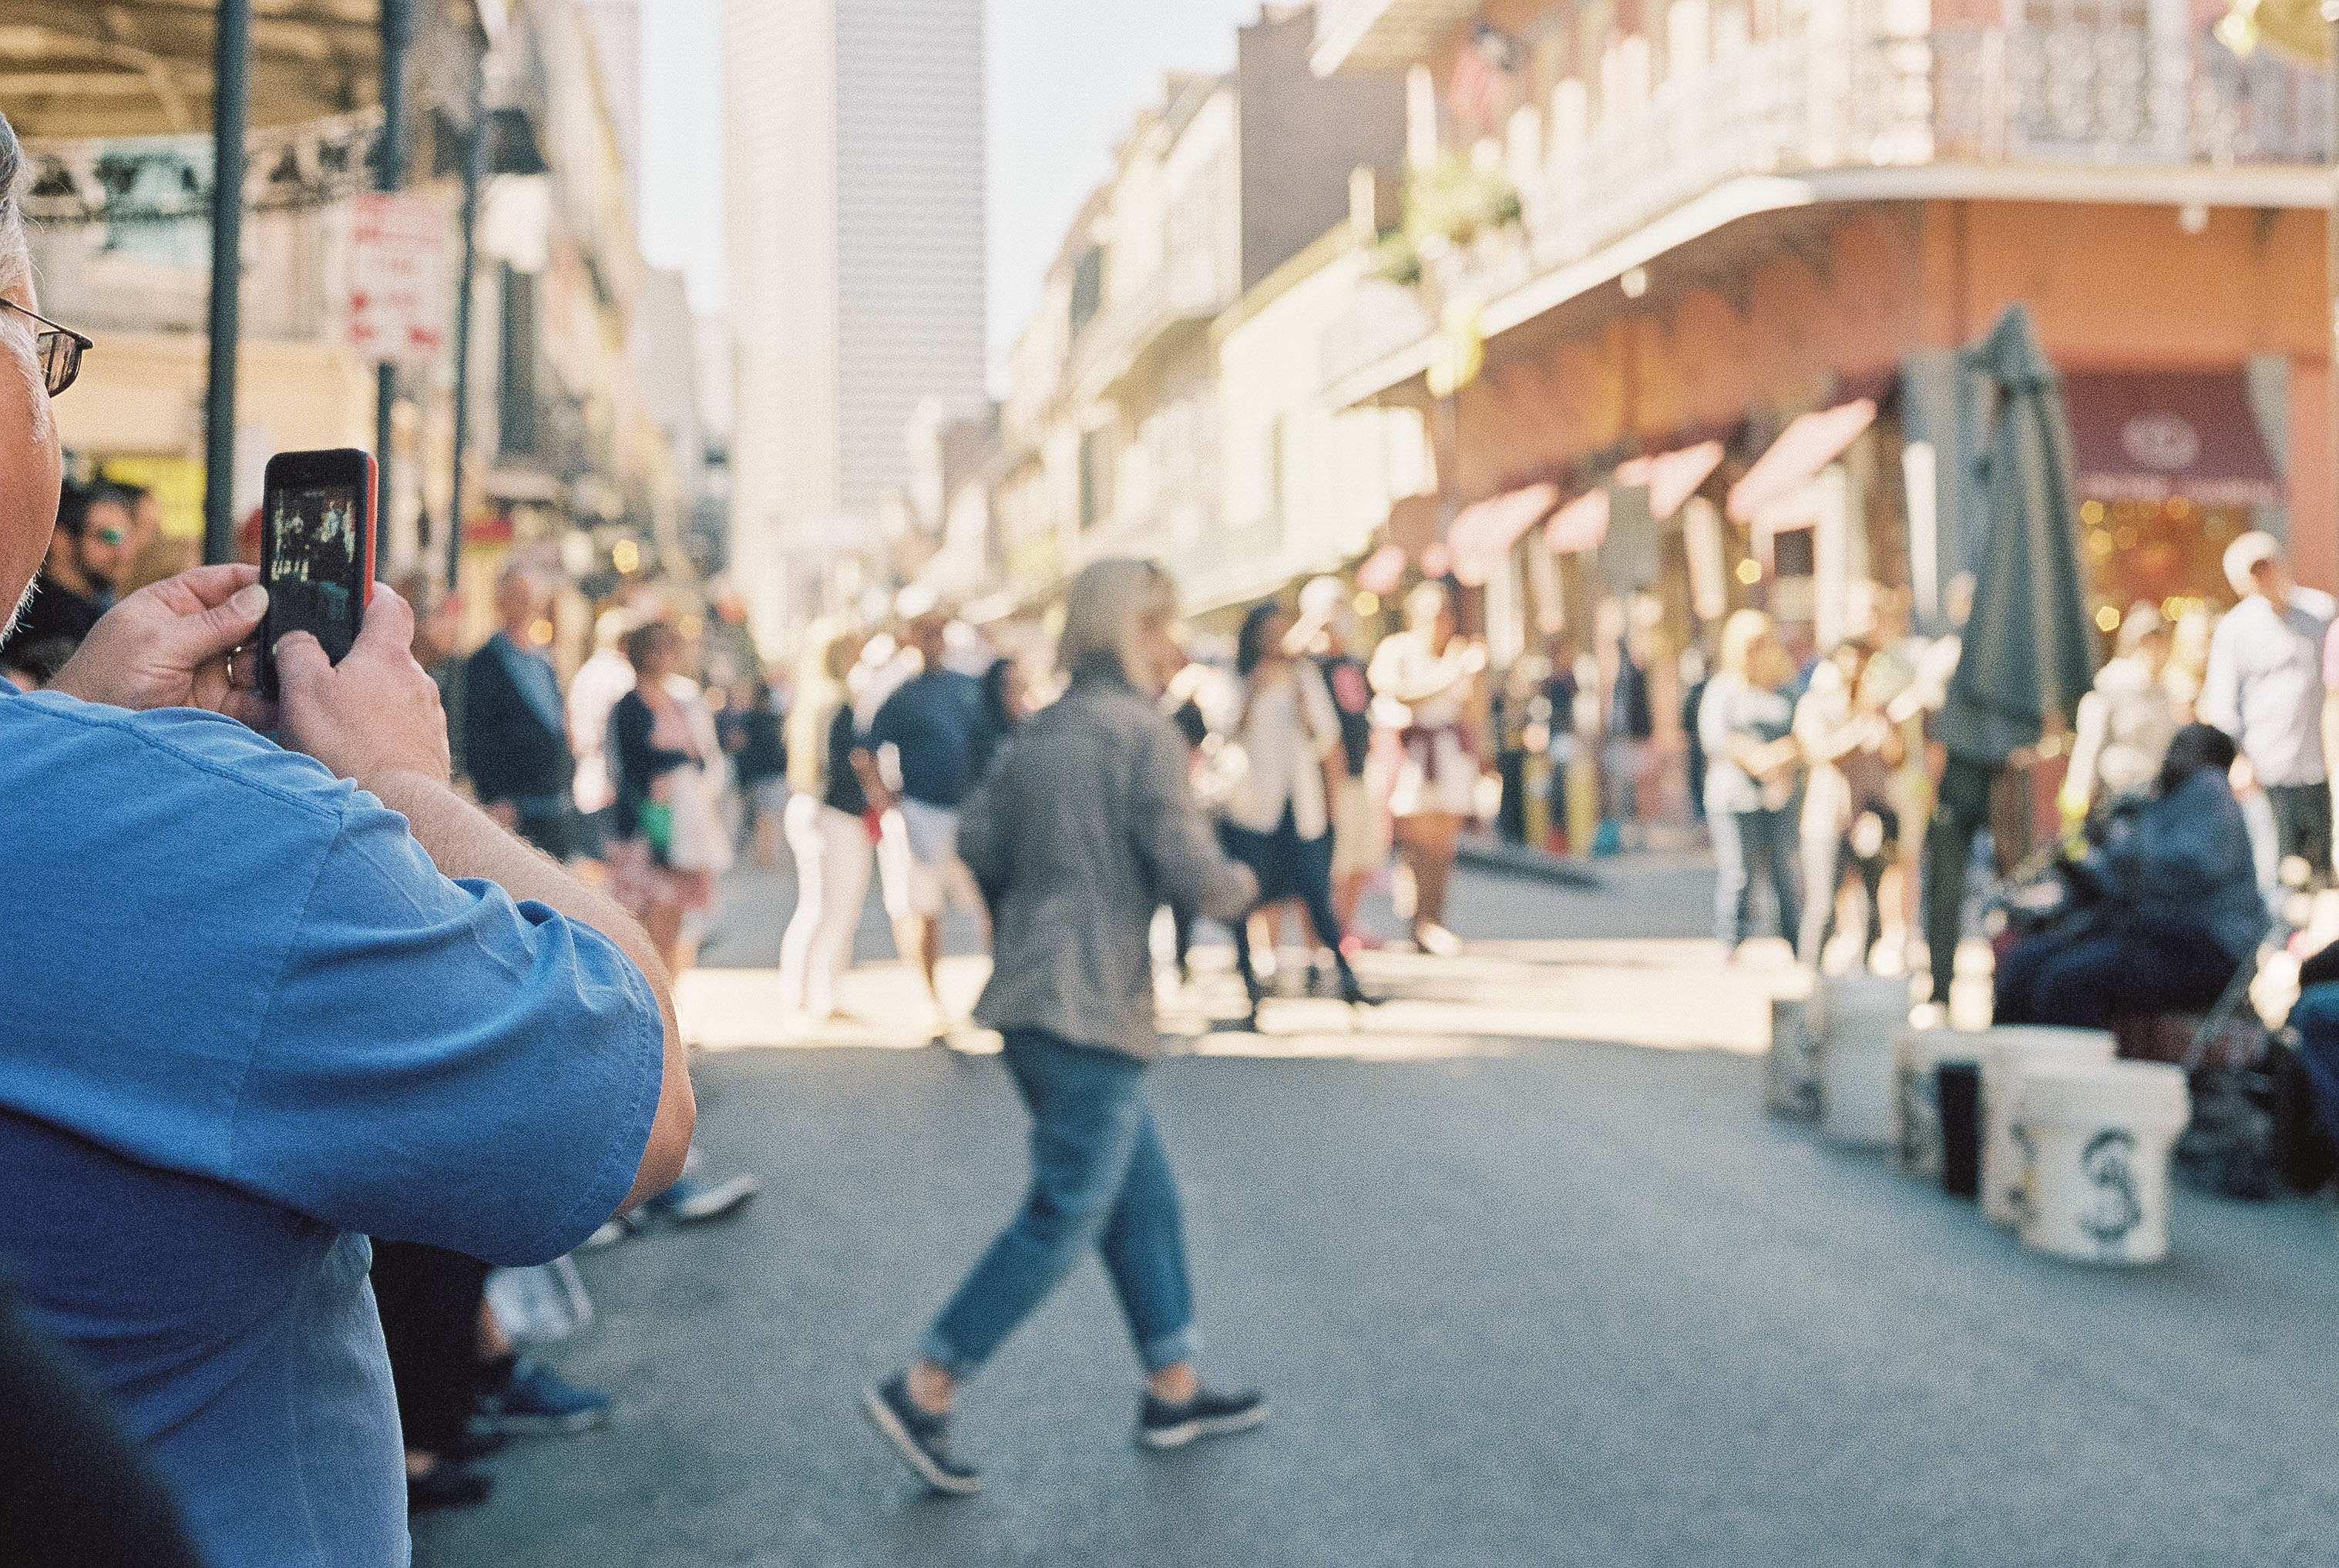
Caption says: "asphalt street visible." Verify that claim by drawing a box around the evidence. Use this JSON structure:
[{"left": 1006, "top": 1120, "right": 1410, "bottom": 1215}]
[{"left": 413, "top": 851, "right": 2339, "bottom": 1568}]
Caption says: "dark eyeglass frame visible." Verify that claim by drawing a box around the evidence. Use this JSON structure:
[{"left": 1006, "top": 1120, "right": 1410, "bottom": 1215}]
[{"left": 0, "top": 297, "right": 92, "bottom": 398}]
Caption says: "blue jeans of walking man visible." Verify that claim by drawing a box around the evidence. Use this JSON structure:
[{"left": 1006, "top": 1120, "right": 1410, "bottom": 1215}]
[{"left": 924, "top": 1029, "right": 1197, "bottom": 1378}]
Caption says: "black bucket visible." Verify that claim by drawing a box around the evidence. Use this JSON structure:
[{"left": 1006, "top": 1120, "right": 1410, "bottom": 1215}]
[{"left": 1937, "top": 1061, "right": 1982, "bottom": 1200}]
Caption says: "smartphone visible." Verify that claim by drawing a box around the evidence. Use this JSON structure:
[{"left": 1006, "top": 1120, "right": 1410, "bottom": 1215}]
[{"left": 257, "top": 448, "right": 377, "bottom": 697}]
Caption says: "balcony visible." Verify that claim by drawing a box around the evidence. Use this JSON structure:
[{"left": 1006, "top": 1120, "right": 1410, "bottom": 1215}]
[
  {"left": 1326, "top": 26, "right": 2330, "bottom": 398},
  {"left": 1522, "top": 27, "right": 2329, "bottom": 274},
  {"left": 1312, "top": 0, "right": 1479, "bottom": 77},
  {"left": 1067, "top": 258, "right": 1230, "bottom": 408}
]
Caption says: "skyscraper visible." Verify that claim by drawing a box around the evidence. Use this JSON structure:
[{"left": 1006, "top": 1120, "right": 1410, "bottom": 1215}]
[{"left": 722, "top": 0, "right": 986, "bottom": 646}]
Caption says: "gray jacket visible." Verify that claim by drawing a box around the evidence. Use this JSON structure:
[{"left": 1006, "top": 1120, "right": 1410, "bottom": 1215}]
[{"left": 959, "top": 668, "right": 1257, "bottom": 1060}]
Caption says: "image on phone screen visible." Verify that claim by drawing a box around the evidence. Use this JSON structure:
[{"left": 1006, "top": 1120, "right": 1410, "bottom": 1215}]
[{"left": 265, "top": 482, "right": 363, "bottom": 663}]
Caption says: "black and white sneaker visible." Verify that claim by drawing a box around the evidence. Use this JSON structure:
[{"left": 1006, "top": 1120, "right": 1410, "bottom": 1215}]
[
  {"left": 862, "top": 1374, "right": 981, "bottom": 1496},
  {"left": 1135, "top": 1385, "right": 1269, "bottom": 1450}
]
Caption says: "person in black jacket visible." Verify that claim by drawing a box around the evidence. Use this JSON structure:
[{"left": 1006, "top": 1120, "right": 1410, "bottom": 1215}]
[{"left": 461, "top": 567, "right": 576, "bottom": 857}]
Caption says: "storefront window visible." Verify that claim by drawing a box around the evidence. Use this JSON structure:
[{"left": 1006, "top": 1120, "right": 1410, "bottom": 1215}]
[{"left": 2080, "top": 496, "right": 2244, "bottom": 638}]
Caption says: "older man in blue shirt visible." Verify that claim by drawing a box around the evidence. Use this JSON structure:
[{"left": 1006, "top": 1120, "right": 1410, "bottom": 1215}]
[{"left": 0, "top": 109, "right": 691, "bottom": 1568}]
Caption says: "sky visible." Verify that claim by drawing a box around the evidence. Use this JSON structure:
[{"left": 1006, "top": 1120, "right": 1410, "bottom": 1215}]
[{"left": 636, "top": 0, "right": 1270, "bottom": 378}]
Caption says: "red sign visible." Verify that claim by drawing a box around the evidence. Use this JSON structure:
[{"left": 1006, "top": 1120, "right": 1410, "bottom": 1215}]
[{"left": 347, "top": 192, "right": 449, "bottom": 365}]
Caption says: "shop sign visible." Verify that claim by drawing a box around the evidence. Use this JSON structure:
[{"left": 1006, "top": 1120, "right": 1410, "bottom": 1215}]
[
  {"left": 347, "top": 193, "right": 450, "bottom": 366},
  {"left": 2119, "top": 413, "right": 2202, "bottom": 472}
]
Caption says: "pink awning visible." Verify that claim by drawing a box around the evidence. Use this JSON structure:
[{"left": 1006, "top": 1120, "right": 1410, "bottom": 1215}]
[
  {"left": 1544, "top": 488, "right": 1610, "bottom": 555},
  {"left": 1617, "top": 439, "right": 1726, "bottom": 521},
  {"left": 1726, "top": 399, "right": 1877, "bottom": 523},
  {"left": 1354, "top": 543, "right": 1407, "bottom": 597},
  {"left": 1449, "top": 482, "right": 1559, "bottom": 586}
]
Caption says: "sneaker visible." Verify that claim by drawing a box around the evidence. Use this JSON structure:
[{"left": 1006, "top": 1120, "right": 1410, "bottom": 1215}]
[
  {"left": 654, "top": 1172, "right": 761, "bottom": 1226},
  {"left": 862, "top": 1374, "right": 980, "bottom": 1496},
  {"left": 1135, "top": 1385, "right": 1269, "bottom": 1450},
  {"left": 476, "top": 1356, "right": 610, "bottom": 1435}
]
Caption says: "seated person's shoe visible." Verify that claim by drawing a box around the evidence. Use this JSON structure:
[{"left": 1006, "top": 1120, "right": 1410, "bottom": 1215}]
[
  {"left": 1135, "top": 1385, "right": 1269, "bottom": 1450},
  {"left": 862, "top": 1374, "right": 980, "bottom": 1496},
  {"left": 476, "top": 1355, "right": 610, "bottom": 1435},
  {"left": 406, "top": 1458, "right": 492, "bottom": 1513}
]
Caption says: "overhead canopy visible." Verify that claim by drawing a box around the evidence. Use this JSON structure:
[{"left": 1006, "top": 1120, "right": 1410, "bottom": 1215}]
[
  {"left": 2062, "top": 368, "right": 2283, "bottom": 509},
  {"left": 1449, "top": 482, "right": 1558, "bottom": 586},
  {"left": 1618, "top": 439, "right": 1726, "bottom": 521},
  {"left": 0, "top": 1, "right": 398, "bottom": 139},
  {"left": 1726, "top": 398, "right": 1878, "bottom": 523},
  {"left": 1545, "top": 488, "right": 1609, "bottom": 555}
]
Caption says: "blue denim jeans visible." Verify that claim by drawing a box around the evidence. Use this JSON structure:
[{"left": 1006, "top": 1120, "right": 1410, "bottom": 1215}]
[
  {"left": 2287, "top": 985, "right": 2339, "bottom": 1147},
  {"left": 1712, "top": 805, "right": 1801, "bottom": 949},
  {"left": 923, "top": 1029, "right": 1198, "bottom": 1378}
]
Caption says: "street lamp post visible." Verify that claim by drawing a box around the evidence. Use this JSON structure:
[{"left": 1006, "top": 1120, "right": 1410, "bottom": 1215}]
[
  {"left": 375, "top": 0, "right": 413, "bottom": 581},
  {"left": 202, "top": 0, "right": 252, "bottom": 568},
  {"left": 445, "top": 116, "right": 486, "bottom": 593}
]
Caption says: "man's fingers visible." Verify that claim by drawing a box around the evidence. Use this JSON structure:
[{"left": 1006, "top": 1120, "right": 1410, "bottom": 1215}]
[
  {"left": 274, "top": 630, "right": 331, "bottom": 689},
  {"left": 161, "top": 562, "right": 261, "bottom": 609},
  {"left": 174, "top": 583, "right": 271, "bottom": 666},
  {"left": 354, "top": 583, "right": 415, "bottom": 660}
]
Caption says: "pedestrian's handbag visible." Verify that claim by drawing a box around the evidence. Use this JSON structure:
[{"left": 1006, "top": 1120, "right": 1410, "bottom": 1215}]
[
  {"left": 666, "top": 763, "right": 735, "bottom": 875},
  {"left": 640, "top": 798, "right": 674, "bottom": 858}
]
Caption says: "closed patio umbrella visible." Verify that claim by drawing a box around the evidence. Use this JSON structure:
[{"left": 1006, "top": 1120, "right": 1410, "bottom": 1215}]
[
  {"left": 1921, "top": 304, "right": 2097, "bottom": 1006},
  {"left": 1937, "top": 303, "right": 2098, "bottom": 767}
]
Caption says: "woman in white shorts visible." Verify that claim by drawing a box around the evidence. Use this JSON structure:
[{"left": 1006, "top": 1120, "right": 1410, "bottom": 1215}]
[{"left": 1368, "top": 582, "right": 1488, "bottom": 955}]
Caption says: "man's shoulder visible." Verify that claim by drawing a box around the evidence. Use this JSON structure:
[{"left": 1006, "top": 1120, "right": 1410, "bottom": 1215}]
[{"left": 2, "top": 694, "right": 349, "bottom": 824}]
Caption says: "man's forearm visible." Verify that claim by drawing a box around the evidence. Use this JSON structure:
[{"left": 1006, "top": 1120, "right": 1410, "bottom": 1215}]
[{"left": 369, "top": 768, "right": 694, "bottom": 1209}]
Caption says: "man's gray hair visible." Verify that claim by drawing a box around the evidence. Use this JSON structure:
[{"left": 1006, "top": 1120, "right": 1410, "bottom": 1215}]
[{"left": 1057, "top": 558, "right": 1176, "bottom": 687}]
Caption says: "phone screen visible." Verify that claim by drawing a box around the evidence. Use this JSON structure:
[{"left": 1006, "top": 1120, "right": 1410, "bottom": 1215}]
[{"left": 264, "top": 481, "right": 364, "bottom": 664}]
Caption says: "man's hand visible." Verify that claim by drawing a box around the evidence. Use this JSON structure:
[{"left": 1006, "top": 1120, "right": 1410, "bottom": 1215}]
[
  {"left": 49, "top": 564, "right": 274, "bottom": 727},
  {"left": 275, "top": 584, "right": 452, "bottom": 788}
]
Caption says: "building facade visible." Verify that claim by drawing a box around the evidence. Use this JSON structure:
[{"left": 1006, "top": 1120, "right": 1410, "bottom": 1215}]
[{"left": 722, "top": 0, "right": 986, "bottom": 650}]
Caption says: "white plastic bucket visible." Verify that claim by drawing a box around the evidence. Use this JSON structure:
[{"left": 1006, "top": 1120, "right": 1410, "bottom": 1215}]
[
  {"left": 1767, "top": 994, "right": 1821, "bottom": 1120},
  {"left": 1894, "top": 1029, "right": 1982, "bottom": 1180},
  {"left": 1978, "top": 1026, "right": 2117, "bottom": 1227},
  {"left": 1819, "top": 975, "right": 1910, "bottom": 1148},
  {"left": 2017, "top": 1061, "right": 2191, "bottom": 1265}
]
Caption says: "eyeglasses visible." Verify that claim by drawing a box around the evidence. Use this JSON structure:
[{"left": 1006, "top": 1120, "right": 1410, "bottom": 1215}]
[{"left": 0, "top": 298, "right": 92, "bottom": 398}]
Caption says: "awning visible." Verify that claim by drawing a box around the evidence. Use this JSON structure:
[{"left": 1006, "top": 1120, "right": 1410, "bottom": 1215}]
[
  {"left": 1545, "top": 489, "right": 1610, "bottom": 555},
  {"left": 1450, "top": 482, "right": 1559, "bottom": 586},
  {"left": 1617, "top": 440, "right": 1726, "bottom": 521},
  {"left": 2062, "top": 369, "right": 2283, "bottom": 509},
  {"left": 1726, "top": 398, "right": 1878, "bottom": 523}
]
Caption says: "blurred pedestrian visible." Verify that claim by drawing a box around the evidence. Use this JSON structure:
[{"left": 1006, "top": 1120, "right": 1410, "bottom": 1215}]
[
  {"left": 776, "top": 625, "right": 875, "bottom": 1024},
  {"left": 608, "top": 622, "right": 720, "bottom": 972},
  {"left": 728, "top": 674, "right": 789, "bottom": 866},
  {"left": 1702, "top": 609, "right": 1803, "bottom": 956},
  {"left": 853, "top": 594, "right": 988, "bottom": 1044},
  {"left": 0, "top": 482, "right": 129, "bottom": 670},
  {"left": 569, "top": 607, "right": 640, "bottom": 863},
  {"left": 1295, "top": 576, "right": 1382, "bottom": 939},
  {"left": 2061, "top": 603, "right": 2177, "bottom": 823},
  {"left": 1369, "top": 581, "right": 1488, "bottom": 955},
  {"left": 463, "top": 566, "right": 577, "bottom": 858},
  {"left": 975, "top": 653, "right": 1025, "bottom": 776},
  {"left": 862, "top": 559, "right": 1265, "bottom": 1496},
  {"left": 1215, "top": 598, "right": 1373, "bottom": 1022},
  {"left": 2201, "top": 532, "right": 2334, "bottom": 885}
]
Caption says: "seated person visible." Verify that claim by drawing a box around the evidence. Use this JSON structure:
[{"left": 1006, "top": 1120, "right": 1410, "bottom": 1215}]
[{"left": 1994, "top": 724, "right": 2266, "bottom": 1030}]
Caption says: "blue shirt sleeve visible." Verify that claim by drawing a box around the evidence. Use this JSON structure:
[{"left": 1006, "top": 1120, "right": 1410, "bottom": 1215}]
[{"left": 230, "top": 794, "right": 664, "bottom": 1266}]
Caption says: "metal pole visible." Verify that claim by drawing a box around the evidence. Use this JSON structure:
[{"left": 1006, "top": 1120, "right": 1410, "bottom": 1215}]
[
  {"left": 445, "top": 119, "right": 486, "bottom": 593},
  {"left": 202, "top": 0, "right": 251, "bottom": 567},
  {"left": 375, "top": 0, "right": 413, "bottom": 580}
]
